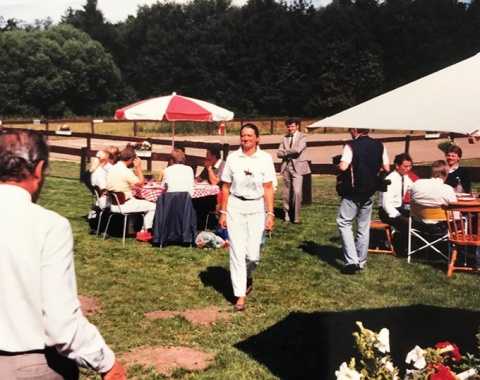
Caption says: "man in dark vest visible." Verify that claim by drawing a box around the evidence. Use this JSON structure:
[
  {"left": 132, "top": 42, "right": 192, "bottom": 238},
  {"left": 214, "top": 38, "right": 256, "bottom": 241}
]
[{"left": 336, "top": 128, "right": 390, "bottom": 274}]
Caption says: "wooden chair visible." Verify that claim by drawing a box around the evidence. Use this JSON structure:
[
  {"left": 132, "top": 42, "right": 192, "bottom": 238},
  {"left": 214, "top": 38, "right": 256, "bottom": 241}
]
[
  {"left": 369, "top": 220, "right": 395, "bottom": 255},
  {"left": 103, "top": 191, "right": 145, "bottom": 246},
  {"left": 443, "top": 203, "right": 480, "bottom": 276}
]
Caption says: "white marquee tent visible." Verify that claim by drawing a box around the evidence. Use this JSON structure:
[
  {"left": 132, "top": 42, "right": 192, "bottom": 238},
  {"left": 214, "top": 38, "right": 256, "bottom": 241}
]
[{"left": 307, "top": 53, "right": 480, "bottom": 136}]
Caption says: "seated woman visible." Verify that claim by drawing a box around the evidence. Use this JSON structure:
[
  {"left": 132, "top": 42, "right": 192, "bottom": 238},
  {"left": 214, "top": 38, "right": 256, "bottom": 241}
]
[{"left": 162, "top": 148, "right": 194, "bottom": 196}]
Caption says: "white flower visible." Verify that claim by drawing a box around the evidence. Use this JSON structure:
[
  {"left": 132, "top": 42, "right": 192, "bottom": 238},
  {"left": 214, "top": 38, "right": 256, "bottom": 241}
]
[
  {"left": 335, "top": 362, "right": 363, "bottom": 380},
  {"left": 375, "top": 328, "right": 390, "bottom": 353},
  {"left": 381, "top": 357, "right": 398, "bottom": 379},
  {"left": 405, "top": 345, "right": 426, "bottom": 369}
]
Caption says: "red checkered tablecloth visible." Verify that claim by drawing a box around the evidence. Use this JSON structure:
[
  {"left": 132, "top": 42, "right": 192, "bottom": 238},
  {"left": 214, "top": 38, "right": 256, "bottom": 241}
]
[{"left": 132, "top": 182, "right": 219, "bottom": 203}]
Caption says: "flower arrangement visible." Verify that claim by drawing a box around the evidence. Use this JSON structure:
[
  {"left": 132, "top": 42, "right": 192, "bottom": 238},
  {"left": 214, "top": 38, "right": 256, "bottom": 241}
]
[
  {"left": 127, "top": 141, "right": 152, "bottom": 151},
  {"left": 437, "top": 139, "right": 458, "bottom": 154},
  {"left": 336, "top": 321, "right": 480, "bottom": 380}
]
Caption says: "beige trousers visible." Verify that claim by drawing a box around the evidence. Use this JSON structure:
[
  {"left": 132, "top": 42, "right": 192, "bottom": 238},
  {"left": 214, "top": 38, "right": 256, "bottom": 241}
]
[{"left": 0, "top": 348, "right": 78, "bottom": 380}]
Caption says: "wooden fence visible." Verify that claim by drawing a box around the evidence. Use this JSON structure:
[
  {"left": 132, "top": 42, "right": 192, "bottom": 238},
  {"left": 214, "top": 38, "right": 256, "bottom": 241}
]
[{"left": 3, "top": 126, "right": 480, "bottom": 185}]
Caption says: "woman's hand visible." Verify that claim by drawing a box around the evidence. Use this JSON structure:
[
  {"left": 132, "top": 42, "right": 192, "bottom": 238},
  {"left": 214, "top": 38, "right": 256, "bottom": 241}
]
[
  {"left": 265, "top": 213, "right": 274, "bottom": 231},
  {"left": 219, "top": 212, "right": 227, "bottom": 229}
]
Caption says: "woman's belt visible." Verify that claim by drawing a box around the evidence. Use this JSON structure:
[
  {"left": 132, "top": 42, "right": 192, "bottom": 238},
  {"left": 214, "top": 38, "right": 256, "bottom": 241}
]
[{"left": 233, "top": 194, "right": 262, "bottom": 201}]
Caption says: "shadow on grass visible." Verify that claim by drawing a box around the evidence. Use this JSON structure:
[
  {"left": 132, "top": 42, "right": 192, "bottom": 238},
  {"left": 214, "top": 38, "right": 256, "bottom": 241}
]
[
  {"left": 299, "top": 240, "right": 344, "bottom": 269},
  {"left": 199, "top": 266, "right": 235, "bottom": 304},
  {"left": 235, "top": 305, "right": 480, "bottom": 380}
]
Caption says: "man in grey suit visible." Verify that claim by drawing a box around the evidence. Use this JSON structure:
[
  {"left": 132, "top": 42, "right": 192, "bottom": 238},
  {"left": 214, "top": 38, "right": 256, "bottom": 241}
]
[{"left": 277, "top": 119, "right": 311, "bottom": 224}]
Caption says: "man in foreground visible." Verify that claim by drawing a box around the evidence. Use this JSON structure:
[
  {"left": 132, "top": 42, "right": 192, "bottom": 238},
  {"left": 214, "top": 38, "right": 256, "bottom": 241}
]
[
  {"left": 276, "top": 119, "right": 311, "bottom": 224},
  {"left": 0, "top": 129, "right": 125, "bottom": 379},
  {"left": 336, "top": 128, "right": 389, "bottom": 274}
]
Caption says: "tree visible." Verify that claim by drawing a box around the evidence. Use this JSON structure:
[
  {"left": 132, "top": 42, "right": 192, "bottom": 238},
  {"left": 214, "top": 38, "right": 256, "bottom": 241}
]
[{"left": 0, "top": 25, "right": 128, "bottom": 117}]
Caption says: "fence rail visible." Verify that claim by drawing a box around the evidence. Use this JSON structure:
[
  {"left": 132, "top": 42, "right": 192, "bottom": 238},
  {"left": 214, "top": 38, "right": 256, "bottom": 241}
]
[{"left": 4, "top": 126, "right": 480, "bottom": 183}]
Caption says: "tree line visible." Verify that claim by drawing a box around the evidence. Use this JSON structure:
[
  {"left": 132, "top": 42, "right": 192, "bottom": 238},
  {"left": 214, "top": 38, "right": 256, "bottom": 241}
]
[{"left": 0, "top": 0, "right": 479, "bottom": 119}]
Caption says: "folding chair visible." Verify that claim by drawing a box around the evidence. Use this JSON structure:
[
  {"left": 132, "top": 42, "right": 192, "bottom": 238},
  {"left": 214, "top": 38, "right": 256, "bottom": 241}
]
[
  {"left": 443, "top": 203, "right": 480, "bottom": 276},
  {"left": 93, "top": 185, "right": 108, "bottom": 236},
  {"left": 407, "top": 201, "right": 449, "bottom": 263},
  {"left": 204, "top": 192, "right": 222, "bottom": 231},
  {"left": 103, "top": 191, "right": 145, "bottom": 246}
]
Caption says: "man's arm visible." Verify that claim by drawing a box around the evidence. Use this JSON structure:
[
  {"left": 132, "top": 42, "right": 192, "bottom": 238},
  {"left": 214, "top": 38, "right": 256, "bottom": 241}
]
[
  {"left": 132, "top": 157, "right": 145, "bottom": 187},
  {"left": 42, "top": 216, "right": 124, "bottom": 376},
  {"left": 276, "top": 137, "right": 287, "bottom": 158}
]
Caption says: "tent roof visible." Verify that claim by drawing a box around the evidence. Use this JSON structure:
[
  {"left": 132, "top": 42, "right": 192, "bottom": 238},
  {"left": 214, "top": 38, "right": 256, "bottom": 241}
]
[{"left": 308, "top": 53, "right": 480, "bottom": 136}]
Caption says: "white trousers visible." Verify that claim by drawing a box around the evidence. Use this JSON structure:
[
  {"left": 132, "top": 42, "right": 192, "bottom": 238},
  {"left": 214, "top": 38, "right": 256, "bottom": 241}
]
[
  {"left": 110, "top": 198, "right": 156, "bottom": 229},
  {"left": 227, "top": 210, "right": 266, "bottom": 297}
]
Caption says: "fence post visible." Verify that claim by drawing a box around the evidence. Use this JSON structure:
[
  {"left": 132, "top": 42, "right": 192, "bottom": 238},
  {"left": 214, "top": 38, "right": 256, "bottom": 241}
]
[
  {"left": 270, "top": 120, "right": 274, "bottom": 134},
  {"left": 301, "top": 160, "right": 312, "bottom": 206},
  {"left": 80, "top": 147, "right": 87, "bottom": 181},
  {"left": 90, "top": 121, "right": 95, "bottom": 134},
  {"left": 134, "top": 121, "right": 138, "bottom": 137},
  {"left": 404, "top": 135, "right": 410, "bottom": 153}
]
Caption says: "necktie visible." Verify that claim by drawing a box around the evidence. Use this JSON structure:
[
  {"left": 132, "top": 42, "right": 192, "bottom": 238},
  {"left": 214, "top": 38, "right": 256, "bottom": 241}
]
[
  {"left": 401, "top": 176, "right": 405, "bottom": 207},
  {"left": 289, "top": 134, "right": 294, "bottom": 148}
]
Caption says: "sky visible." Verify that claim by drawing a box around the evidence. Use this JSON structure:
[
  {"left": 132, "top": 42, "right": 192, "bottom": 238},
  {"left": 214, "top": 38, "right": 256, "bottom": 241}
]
[{"left": 0, "top": 0, "right": 333, "bottom": 25}]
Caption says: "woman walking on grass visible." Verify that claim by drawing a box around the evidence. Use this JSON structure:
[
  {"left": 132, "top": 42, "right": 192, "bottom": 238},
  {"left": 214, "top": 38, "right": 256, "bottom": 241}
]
[{"left": 219, "top": 123, "right": 276, "bottom": 311}]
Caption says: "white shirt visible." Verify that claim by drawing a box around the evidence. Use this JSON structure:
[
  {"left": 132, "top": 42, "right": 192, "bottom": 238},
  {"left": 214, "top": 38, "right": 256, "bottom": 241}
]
[
  {"left": 91, "top": 166, "right": 108, "bottom": 208},
  {"left": 221, "top": 147, "right": 276, "bottom": 213},
  {"left": 379, "top": 170, "right": 413, "bottom": 218},
  {"left": 162, "top": 164, "right": 194, "bottom": 195},
  {"left": 0, "top": 185, "right": 114, "bottom": 373},
  {"left": 410, "top": 178, "right": 457, "bottom": 208}
]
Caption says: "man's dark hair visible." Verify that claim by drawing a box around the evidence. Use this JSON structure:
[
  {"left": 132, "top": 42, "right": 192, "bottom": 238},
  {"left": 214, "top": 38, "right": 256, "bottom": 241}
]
[
  {"left": 285, "top": 119, "right": 300, "bottom": 126},
  {"left": 240, "top": 123, "right": 259, "bottom": 137},
  {"left": 207, "top": 146, "right": 221, "bottom": 160},
  {"left": 394, "top": 153, "right": 413, "bottom": 166},
  {"left": 446, "top": 145, "right": 463, "bottom": 158},
  {"left": 0, "top": 129, "right": 49, "bottom": 182},
  {"left": 118, "top": 146, "right": 136, "bottom": 162}
]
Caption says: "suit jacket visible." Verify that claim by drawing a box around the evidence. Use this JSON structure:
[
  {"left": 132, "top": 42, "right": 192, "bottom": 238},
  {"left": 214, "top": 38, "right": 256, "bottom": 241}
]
[
  {"left": 152, "top": 192, "right": 197, "bottom": 247},
  {"left": 277, "top": 132, "right": 311, "bottom": 175}
]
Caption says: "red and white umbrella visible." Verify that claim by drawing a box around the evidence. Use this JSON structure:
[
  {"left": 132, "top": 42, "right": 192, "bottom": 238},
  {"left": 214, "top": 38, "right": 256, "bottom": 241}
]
[{"left": 115, "top": 92, "right": 234, "bottom": 144}]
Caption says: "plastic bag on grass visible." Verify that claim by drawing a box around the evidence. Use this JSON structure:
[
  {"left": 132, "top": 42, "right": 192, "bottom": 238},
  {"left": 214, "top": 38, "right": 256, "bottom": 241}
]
[{"left": 196, "top": 231, "right": 228, "bottom": 249}]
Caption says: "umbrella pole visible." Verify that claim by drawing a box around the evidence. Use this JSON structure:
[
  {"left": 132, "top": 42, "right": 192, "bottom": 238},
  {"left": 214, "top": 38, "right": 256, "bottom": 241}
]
[{"left": 172, "top": 121, "right": 175, "bottom": 148}]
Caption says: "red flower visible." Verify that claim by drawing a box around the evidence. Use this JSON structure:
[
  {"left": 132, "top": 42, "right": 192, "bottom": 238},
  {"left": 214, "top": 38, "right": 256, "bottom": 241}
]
[
  {"left": 435, "top": 342, "right": 462, "bottom": 362},
  {"left": 430, "top": 364, "right": 456, "bottom": 380}
]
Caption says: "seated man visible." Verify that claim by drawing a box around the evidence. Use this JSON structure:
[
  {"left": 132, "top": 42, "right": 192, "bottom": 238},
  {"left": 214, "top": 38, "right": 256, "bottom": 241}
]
[
  {"left": 106, "top": 146, "right": 156, "bottom": 231},
  {"left": 194, "top": 147, "right": 224, "bottom": 221},
  {"left": 410, "top": 160, "right": 457, "bottom": 234},
  {"left": 195, "top": 146, "right": 225, "bottom": 186},
  {"left": 445, "top": 145, "right": 471, "bottom": 193},
  {"left": 162, "top": 148, "right": 194, "bottom": 196},
  {"left": 379, "top": 153, "right": 415, "bottom": 233}
]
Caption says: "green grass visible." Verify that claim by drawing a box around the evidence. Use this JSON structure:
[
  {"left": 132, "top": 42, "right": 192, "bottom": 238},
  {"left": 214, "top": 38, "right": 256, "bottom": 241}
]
[{"left": 40, "top": 161, "right": 480, "bottom": 379}]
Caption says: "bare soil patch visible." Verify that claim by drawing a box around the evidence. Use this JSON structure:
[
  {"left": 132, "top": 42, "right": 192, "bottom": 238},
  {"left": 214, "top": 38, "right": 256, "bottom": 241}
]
[
  {"left": 121, "top": 346, "right": 214, "bottom": 376},
  {"left": 78, "top": 295, "right": 103, "bottom": 316},
  {"left": 146, "top": 306, "right": 231, "bottom": 325}
]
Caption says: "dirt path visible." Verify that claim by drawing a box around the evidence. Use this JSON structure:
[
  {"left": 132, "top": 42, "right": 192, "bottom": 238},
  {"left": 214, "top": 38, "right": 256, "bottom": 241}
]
[{"left": 49, "top": 132, "right": 479, "bottom": 173}]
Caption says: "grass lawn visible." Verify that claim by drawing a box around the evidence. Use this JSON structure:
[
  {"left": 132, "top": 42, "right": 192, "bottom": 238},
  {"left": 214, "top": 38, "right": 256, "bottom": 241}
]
[{"left": 43, "top": 162, "right": 480, "bottom": 379}]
